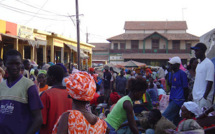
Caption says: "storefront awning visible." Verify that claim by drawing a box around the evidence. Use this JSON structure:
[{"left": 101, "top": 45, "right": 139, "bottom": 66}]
[
  {"left": 64, "top": 43, "right": 77, "bottom": 52},
  {"left": 0, "top": 33, "right": 19, "bottom": 39},
  {"left": 35, "top": 38, "right": 47, "bottom": 46},
  {"left": 80, "top": 50, "right": 89, "bottom": 59},
  {"left": 82, "top": 48, "right": 92, "bottom": 54},
  {"left": 64, "top": 43, "right": 89, "bottom": 59}
]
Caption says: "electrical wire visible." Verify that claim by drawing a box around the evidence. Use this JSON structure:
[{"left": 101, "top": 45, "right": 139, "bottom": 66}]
[
  {"left": 0, "top": 3, "right": 70, "bottom": 17},
  {"left": 15, "top": 0, "right": 71, "bottom": 17},
  {"left": 0, "top": 4, "right": 69, "bottom": 21},
  {"left": 24, "top": 0, "right": 49, "bottom": 24}
]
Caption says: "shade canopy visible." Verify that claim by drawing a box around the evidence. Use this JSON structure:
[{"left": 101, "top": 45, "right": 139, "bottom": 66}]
[{"left": 117, "top": 60, "right": 146, "bottom": 67}]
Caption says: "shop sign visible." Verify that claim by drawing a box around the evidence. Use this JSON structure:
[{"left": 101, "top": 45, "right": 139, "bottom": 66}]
[
  {"left": 110, "top": 55, "right": 122, "bottom": 60},
  {"left": 53, "top": 38, "right": 63, "bottom": 47},
  {"left": 18, "top": 25, "right": 34, "bottom": 40},
  {"left": 34, "top": 33, "right": 46, "bottom": 40}
]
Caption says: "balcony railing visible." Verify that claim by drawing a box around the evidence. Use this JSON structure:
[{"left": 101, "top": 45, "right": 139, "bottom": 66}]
[{"left": 109, "top": 49, "right": 191, "bottom": 54}]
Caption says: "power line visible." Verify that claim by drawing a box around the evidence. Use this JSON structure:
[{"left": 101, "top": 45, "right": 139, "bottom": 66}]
[
  {"left": 0, "top": 3, "right": 70, "bottom": 18},
  {"left": 0, "top": 4, "right": 69, "bottom": 21},
  {"left": 15, "top": 0, "right": 71, "bottom": 17},
  {"left": 24, "top": 0, "right": 49, "bottom": 24}
]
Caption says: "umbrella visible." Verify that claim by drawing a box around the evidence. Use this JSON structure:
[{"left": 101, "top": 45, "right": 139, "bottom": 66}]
[{"left": 117, "top": 60, "right": 146, "bottom": 68}]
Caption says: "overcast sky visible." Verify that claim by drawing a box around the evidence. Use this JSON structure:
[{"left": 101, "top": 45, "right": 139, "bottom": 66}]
[{"left": 0, "top": 0, "right": 215, "bottom": 43}]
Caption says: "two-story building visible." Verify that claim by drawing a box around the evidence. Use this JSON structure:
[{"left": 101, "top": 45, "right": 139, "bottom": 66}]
[
  {"left": 107, "top": 21, "right": 199, "bottom": 66},
  {"left": 91, "top": 43, "right": 110, "bottom": 65}
]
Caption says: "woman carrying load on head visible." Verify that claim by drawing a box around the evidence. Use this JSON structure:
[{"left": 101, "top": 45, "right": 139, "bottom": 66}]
[{"left": 52, "top": 72, "right": 108, "bottom": 134}]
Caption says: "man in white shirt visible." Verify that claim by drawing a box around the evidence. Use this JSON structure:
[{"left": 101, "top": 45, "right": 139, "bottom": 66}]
[{"left": 191, "top": 43, "right": 214, "bottom": 109}]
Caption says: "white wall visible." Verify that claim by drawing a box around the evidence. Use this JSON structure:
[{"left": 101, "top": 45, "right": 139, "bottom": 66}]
[
  {"left": 180, "top": 40, "right": 186, "bottom": 49},
  {"left": 159, "top": 39, "right": 166, "bottom": 49},
  {"left": 139, "top": 40, "right": 143, "bottom": 49},
  {"left": 126, "top": 40, "right": 131, "bottom": 49},
  {"left": 145, "top": 39, "right": 151, "bottom": 49}
]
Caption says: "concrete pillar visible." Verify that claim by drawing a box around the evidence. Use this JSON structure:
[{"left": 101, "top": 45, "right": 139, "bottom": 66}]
[
  {"left": 51, "top": 44, "right": 54, "bottom": 63},
  {"left": 31, "top": 46, "right": 35, "bottom": 61},
  {"left": 43, "top": 46, "right": 47, "bottom": 63},
  {"left": 61, "top": 47, "right": 64, "bottom": 64},
  {"left": 0, "top": 45, "right": 3, "bottom": 59},
  {"left": 67, "top": 50, "right": 70, "bottom": 63},
  {"left": 19, "top": 44, "right": 24, "bottom": 59},
  {"left": 89, "top": 54, "right": 92, "bottom": 67},
  {"left": 14, "top": 39, "right": 18, "bottom": 51},
  {"left": 34, "top": 48, "right": 37, "bottom": 63}
]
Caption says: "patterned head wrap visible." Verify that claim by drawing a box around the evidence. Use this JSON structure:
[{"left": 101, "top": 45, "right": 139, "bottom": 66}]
[{"left": 64, "top": 72, "right": 96, "bottom": 101}]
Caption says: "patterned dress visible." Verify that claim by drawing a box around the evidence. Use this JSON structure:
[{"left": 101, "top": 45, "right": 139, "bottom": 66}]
[
  {"left": 52, "top": 110, "right": 107, "bottom": 134},
  {"left": 185, "top": 70, "right": 195, "bottom": 99}
]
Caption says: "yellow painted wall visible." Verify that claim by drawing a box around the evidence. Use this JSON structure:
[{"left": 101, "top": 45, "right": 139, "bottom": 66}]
[{"left": 0, "top": 20, "right": 6, "bottom": 33}]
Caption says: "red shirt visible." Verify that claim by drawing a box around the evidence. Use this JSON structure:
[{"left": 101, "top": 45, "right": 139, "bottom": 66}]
[{"left": 40, "top": 86, "right": 73, "bottom": 134}]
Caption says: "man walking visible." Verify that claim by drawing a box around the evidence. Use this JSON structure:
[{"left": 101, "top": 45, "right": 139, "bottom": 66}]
[
  {"left": 103, "top": 65, "right": 112, "bottom": 102},
  {"left": 0, "top": 49, "right": 43, "bottom": 134},
  {"left": 40, "top": 65, "right": 73, "bottom": 134},
  {"left": 116, "top": 70, "right": 127, "bottom": 96},
  {"left": 191, "top": 43, "right": 214, "bottom": 109},
  {"left": 162, "top": 56, "right": 188, "bottom": 126}
]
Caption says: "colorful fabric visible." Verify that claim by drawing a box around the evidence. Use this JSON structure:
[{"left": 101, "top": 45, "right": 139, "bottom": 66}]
[
  {"left": 105, "top": 96, "right": 133, "bottom": 130},
  {"left": 40, "top": 86, "right": 73, "bottom": 134},
  {"left": 89, "top": 67, "right": 95, "bottom": 72},
  {"left": 90, "top": 92, "right": 100, "bottom": 106},
  {"left": 52, "top": 110, "right": 107, "bottom": 134},
  {"left": 142, "top": 93, "right": 147, "bottom": 103},
  {"left": 0, "top": 75, "right": 43, "bottom": 134},
  {"left": 48, "top": 62, "right": 55, "bottom": 66},
  {"left": 39, "top": 85, "right": 49, "bottom": 92},
  {"left": 38, "top": 70, "right": 47, "bottom": 75},
  {"left": 177, "top": 119, "right": 202, "bottom": 132},
  {"left": 110, "top": 92, "right": 121, "bottom": 104},
  {"left": 64, "top": 72, "right": 96, "bottom": 101}
]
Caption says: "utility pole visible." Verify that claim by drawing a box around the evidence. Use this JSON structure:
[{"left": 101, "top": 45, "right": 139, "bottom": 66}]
[
  {"left": 86, "top": 32, "right": 89, "bottom": 43},
  {"left": 75, "top": 0, "right": 80, "bottom": 70}
]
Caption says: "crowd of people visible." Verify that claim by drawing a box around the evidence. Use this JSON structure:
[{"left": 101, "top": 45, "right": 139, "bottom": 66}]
[{"left": 0, "top": 42, "right": 215, "bottom": 134}]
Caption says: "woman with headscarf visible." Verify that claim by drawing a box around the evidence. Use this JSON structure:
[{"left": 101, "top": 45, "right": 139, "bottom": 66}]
[
  {"left": 176, "top": 101, "right": 203, "bottom": 132},
  {"left": 37, "top": 70, "right": 49, "bottom": 93},
  {"left": 105, "top": 76, "right": 148, "bottom": 134},
  {"left": 52, "top": 72, "right": 107, "bottom": 134}
]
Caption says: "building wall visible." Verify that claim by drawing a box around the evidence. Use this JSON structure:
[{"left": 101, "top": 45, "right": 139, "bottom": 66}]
[
  {"left": 139, "top": 40, "right": 143, "bottom": 49},
  {"left": 145, "top": 39, "right": 151, "bottom": 49},
  {"left": 6, "top": 21, "right": 17, "bottom": 36},
  {"left": 159, "top": 38, "right": 166, "bottom": 49},
  {"left": 126, "top": 40, "right": 131, "bottom": 49},
  {"left": 180, "top": 40, "right": 186, "bottom": 49},
  {"left": 0, "top": 20, "right": 6, "bottom": 34},
  {"left": 168, "top": 41, "right": 172, "bottom": 49}
]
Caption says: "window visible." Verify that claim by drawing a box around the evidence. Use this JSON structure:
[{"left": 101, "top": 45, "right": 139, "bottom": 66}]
[
  {"left": 131, "top": 40, "right": 139, "bottom": 49},
  {"left": 186, "top": 43, "right": 191, "bottom": 53},
  {"left": 120, "top": 43, "right": 126, "bottom": 49},
  {"left": 152, "top": 39, "right": 159, "bottom": 49},
  {"left": 172, "top": 40, "right": 180, "bottom": 50},
  {"left": 113, "top": 43, "right": 118, "bottom": 49}
]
